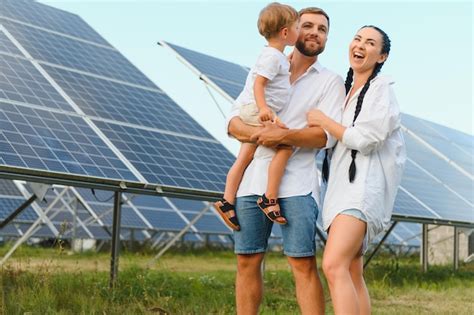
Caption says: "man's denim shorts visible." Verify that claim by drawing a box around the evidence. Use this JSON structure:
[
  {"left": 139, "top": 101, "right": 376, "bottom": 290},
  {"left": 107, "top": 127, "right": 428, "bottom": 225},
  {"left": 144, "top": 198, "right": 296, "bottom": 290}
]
[{"left": 233, "top": 194, "right": 318, "bottom": 257}]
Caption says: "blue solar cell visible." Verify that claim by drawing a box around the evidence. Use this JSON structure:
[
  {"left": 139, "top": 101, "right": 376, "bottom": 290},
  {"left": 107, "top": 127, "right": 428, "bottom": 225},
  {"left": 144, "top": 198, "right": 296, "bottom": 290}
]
[
  {"left": 0, "top": 197, "right": 38, "bottom": 221},
  {"left": 0, "top": 223, "right": 21, "bottom": 236},
  {"left": 0, "top": 53, "right": 73, "bottom": 111},
  {"left": 401, "top": 161, "right": 472, "bottom": 223},
  {"left": 94, "top": 120, "right": 234, "bottom": 192},
  {"left": 0, "top": 102, "right": 138, "bottom": 181},
  {"left": 167, "top": 198, "right": 208, "bottom": 212},
  {"left": 0, "top": 179, "right": 22, "bottom": 196},
  {"left": 0, "top": 31, "right": 22, "bottom": 55},
  {"left": 211, "top": 77, "right": 245, "bottom": 99},
  {"left": 1, "top": 0, "right": 110, "bottom": 46},
  {"left": 403, "top": 113, "right": 473, "bottom": 149},
  {"left": 2, "top": 19, "right": 154, "bottom": 88},
  {"left": 182, "top": 212, "right": 230, "bottom": 234},
  {"left": 404, "top": 132, "right": 473, "bottom": 204},
  {"left": 139, "top": 208, "right": 187, "bottom": 231},
  {"left": 166, "top": 42, "right": 249, "bottom": 86},
  {"left": 43, "top": 65, "right": 212, "bottom": 138},
  {"left": 393, "top": 189, "right": 436, "bottom": 219},
  {"left": 402, "top": 114, "right": 473, "bottom": 175}
]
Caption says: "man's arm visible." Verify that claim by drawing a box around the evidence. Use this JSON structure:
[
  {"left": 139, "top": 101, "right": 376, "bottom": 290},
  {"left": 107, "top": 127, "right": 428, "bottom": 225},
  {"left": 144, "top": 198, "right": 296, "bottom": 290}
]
[{"left": 250, "top": 122, "right": 327, "bottom": 148}]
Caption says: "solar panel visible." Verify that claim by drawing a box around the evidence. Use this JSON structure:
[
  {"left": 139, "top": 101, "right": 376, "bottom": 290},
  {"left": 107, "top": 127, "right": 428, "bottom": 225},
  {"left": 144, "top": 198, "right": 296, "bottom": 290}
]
[
  {"left": 2, "top": 19, "right": 155, "bottom": 87},
  {"left": 1, "top": 0, "right": 109, "bottom": 46},
  {"left": 163, "top": 42, "right": 247, "bottom": 99},
  {"left": 402, "top": 113, "right": 473, "bottom": 175},
  {"left": 0, "top": 101, "right": 137, "bottom": 181},
  {"left": 0, "top": 0, "right": 235, "bottom": 196},
  {"left": 165, "top": 42, "right": 474, "bottom": 226}
]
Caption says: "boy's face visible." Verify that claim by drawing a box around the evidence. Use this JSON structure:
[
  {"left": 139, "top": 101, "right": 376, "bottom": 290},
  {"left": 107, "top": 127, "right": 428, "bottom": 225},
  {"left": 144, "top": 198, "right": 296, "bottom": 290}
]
[
  {"left": 285, "top": 21, "right": 299, "bottom": 46},
  {"left": 295, "top": 13, "right": 329, "bottom": 57}
]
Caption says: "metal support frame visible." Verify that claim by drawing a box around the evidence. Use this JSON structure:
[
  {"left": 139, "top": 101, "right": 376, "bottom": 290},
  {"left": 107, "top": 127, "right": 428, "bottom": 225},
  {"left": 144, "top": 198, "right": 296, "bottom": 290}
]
[
  {"left": 148, "top": 203, "right": 211, "bottom": 265},
  {"left": 109, "top": 191, "right": 122, "bottom": 289},
  {"left": 422, "top": 223, "right": 429, "bottom": 272},
  {"left": 453, "top": 226, "right": 459, "bottom": 271},
  {"left": 364, "top": 221, "right": 398, "bottom": 269},
  {"left": 0, "top": 195, "right": 37, "bottom": 229},
  {"left": 0, "top": 187, "right": 69, "bottom": 266}
]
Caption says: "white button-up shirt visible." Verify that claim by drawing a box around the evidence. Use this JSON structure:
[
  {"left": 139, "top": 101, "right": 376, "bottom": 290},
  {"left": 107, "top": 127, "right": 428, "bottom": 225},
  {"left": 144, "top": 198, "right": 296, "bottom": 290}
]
[
  {"left": 227, "top": 61, "right": 345, "bottom": 206},
  {"left": 322, "top": 75, "right": 406, "bottom": 242}
]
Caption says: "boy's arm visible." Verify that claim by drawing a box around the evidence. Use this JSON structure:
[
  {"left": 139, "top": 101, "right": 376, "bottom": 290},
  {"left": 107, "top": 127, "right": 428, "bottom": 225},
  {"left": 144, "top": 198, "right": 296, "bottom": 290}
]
[{"left": 254, "top": 75, "right": 274, "bottom": 122}]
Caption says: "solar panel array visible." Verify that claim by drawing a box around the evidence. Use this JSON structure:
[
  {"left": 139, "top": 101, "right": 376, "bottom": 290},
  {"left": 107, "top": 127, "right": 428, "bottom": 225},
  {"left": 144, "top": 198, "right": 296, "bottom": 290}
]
[
  {"left": 0, "top": 179, "right": 234, "bottom": 242},
  {"left": 0, "top": 0, "right": 235, "bottom": 195},
  {"left": 164, "top": 42, "right": 474, "bottom": 232}
]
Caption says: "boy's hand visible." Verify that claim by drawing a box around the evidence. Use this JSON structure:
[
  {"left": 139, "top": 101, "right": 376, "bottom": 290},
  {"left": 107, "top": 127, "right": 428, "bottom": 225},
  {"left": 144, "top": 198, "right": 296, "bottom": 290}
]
[
  {"left": 307, "top": 109, "right": 328, "bottom": 127},
  {"left": 258, "top": 107, "right": 274, "bottom": 122},
  {"left": 273, "top": 116, "right": 288, "bottom": 129}
]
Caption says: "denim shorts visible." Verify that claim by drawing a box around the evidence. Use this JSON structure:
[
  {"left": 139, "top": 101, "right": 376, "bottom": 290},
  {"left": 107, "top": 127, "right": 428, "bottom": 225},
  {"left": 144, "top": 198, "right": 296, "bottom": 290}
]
[{"left": 234, "top": 194, "right": 318, "bottom": 257}]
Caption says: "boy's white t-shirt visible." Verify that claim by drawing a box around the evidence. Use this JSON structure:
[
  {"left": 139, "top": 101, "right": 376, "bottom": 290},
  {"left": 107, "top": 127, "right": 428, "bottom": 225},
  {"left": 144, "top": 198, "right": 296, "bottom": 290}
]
[{"left": 234, "top": 46, "right": 290, "bottom": 112}]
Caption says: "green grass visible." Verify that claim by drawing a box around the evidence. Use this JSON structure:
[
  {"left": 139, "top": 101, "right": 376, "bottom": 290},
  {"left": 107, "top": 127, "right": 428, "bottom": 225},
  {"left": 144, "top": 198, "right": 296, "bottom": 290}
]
[{"left": 0, "top": 245, "right": 473, "bottom": 314}]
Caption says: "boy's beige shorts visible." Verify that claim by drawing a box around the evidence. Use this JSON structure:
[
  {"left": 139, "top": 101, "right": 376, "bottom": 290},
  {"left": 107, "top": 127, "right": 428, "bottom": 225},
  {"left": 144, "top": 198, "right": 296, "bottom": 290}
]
[{"left": 239, "top": 103, "right": 276, "bottom": 126}]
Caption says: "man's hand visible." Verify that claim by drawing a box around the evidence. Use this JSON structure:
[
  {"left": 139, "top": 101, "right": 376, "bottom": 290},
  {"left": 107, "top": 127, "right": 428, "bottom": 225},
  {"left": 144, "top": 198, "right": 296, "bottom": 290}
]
[
  {"left": 307, "top": 109, "right": 328, "bottom": 127},
  {"left": 258, "top": 107, "right": 274, "bottom": 123},
  {"left": 250, "top": 121, "right": 289, "bottom": 148}
]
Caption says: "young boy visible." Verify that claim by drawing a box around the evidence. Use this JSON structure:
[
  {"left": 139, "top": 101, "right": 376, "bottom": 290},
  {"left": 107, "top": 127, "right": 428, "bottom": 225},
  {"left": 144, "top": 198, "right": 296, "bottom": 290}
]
[{"left": 214, "top": 2, "right": 299, "bottom": 230}]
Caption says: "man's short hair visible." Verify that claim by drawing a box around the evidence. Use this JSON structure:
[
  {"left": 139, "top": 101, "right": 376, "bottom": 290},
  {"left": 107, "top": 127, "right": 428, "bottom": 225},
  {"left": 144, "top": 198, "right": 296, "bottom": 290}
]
[
  {"left": 258, "top": 2, "right": 299, "bottom": 40},
  {"left": 298, "top": 7, "right": 330, "bottom": 28}
]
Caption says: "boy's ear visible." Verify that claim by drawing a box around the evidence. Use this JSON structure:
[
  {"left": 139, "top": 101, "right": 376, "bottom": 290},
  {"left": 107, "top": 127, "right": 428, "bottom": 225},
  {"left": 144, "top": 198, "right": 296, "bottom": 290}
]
[{"left": 282, "top": 27, "right": 288, "bottom": 38}]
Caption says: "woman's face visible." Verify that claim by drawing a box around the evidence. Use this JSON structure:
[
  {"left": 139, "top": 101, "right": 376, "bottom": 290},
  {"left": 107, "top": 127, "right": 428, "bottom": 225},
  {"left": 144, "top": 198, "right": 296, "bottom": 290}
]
[{"left": 349, "top": 27, "right": 387, "bottom": 73}]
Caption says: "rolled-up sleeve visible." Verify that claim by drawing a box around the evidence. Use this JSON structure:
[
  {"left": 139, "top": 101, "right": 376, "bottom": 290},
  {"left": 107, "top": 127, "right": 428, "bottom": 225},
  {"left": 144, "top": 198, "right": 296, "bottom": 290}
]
[
  {"left": 342, "top": 82, "right": 399, "bottom": 155},
  {"left": 318, "top": 75, "right": 345, "bottom": 149}
]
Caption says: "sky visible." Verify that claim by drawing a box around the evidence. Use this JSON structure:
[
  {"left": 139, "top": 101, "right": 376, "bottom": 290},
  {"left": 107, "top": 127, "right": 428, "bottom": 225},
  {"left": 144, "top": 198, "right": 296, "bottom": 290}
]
[{"left": 41, "top": 0, "right": 472, "bottom": 155}]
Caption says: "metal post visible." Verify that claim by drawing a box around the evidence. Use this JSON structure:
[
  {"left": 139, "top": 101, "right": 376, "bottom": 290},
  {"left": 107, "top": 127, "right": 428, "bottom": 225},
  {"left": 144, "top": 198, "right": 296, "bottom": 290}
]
[
  {"left": 364, "top": 221, "right": 398, "bottom": 269},
  {"left": 422, "top": 224, "right": 428, "bottom": 272},
  {"left": 109, "top": 191, "right": 122, "bottom": 289},
  {"left": 0, "top": 195, "right": 37, "bottom": 229},
  {"left": 453, "top": 226, "right": 459, "bottom": 271}
]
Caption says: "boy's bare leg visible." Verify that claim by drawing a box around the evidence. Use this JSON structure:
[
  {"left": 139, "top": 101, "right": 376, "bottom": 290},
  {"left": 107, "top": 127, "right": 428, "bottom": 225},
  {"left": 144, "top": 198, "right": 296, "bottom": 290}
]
[
  {"left": 266, "top": 147, "right": 293, "bottom": 199},
  {"left": 224, "top": 143, "right": 257, "bottom": 204}
]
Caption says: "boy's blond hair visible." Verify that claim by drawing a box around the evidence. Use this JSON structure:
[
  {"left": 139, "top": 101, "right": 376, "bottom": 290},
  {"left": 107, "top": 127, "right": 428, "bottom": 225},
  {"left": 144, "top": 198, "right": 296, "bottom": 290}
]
[{"left": 257, "top": 2, "right": 298, "bottom": 40}]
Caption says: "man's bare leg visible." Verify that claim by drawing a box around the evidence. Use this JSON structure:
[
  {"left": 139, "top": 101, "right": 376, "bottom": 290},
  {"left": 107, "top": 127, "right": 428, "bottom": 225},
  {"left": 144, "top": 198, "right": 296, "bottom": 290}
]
[
  {"left": 288, "top": 256, "right": 325, "bottom": 315},
  {"left": 236, "top": 253, "right": 265, "bottom": 315}
]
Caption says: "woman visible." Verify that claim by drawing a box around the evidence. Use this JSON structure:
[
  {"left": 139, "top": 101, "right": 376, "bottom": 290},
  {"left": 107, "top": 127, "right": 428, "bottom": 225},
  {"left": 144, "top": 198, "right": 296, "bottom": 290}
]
[{"left": 307, "top": 26, "right": 406, "bottom": 314}]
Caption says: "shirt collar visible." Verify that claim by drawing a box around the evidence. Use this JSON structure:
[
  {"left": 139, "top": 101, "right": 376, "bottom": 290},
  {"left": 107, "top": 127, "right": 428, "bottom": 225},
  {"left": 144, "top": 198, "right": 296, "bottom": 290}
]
[{"left": 310, "top": 60, "right": 323, "bottom": 73}]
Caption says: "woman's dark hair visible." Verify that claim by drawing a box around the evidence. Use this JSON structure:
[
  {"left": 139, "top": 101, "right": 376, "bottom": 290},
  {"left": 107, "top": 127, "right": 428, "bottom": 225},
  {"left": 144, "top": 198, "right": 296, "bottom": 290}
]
[{"left": 322, "top": 26, "right": 390, "bottom": 183}]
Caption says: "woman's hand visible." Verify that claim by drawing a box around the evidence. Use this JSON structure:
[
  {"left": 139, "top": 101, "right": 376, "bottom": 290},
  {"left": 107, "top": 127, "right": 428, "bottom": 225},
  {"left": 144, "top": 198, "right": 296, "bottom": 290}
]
[{"left": 307, "top": 109, "right": 329, "bottom": 127}]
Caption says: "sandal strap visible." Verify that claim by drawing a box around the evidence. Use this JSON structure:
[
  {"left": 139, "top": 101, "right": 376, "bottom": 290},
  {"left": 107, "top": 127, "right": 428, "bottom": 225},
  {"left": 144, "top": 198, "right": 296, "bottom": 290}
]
[
  {"left": 261, "top": 194, "right": 277, "bottom": 206},
  {"left": 217, "top": 198, "right": 235, "bottom": 213}
]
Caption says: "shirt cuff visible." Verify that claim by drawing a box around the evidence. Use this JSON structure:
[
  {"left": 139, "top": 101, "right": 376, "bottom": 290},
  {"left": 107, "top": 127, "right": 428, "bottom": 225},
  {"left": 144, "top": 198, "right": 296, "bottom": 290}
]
[{"left": 323, "top": 129, "right": 336, "bottom": 149}]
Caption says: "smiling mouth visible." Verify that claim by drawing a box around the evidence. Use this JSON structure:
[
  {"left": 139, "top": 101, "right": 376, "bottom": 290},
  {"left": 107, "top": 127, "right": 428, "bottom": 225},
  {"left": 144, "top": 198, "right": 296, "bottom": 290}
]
[{"left": 353, "top": 52, "right": 365, "bottom": 59}]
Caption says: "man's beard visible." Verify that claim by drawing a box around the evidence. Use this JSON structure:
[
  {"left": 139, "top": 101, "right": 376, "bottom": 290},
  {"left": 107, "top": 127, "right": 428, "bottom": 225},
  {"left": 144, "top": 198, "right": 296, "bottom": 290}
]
[{"left": 295, "top": 39, "right": 325, "bottom": 57}]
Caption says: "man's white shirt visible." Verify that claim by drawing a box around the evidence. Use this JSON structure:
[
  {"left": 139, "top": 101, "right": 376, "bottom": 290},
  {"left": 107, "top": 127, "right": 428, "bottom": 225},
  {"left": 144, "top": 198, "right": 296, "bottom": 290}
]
[{"left": 226, "top": 61, "right": 345, "bottom": 207}]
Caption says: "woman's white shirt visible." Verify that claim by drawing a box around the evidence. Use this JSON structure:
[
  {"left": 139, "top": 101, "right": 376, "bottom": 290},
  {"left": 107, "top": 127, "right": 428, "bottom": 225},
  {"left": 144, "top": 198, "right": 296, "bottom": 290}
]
[{"left": 322, "top": 75, "right": 406, "bottom": 242}]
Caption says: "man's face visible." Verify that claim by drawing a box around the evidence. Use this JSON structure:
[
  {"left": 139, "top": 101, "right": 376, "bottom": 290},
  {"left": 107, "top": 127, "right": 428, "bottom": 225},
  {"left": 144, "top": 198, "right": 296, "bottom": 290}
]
[{"left": 295, "top": 13, "right": 329, "bottom": 57}]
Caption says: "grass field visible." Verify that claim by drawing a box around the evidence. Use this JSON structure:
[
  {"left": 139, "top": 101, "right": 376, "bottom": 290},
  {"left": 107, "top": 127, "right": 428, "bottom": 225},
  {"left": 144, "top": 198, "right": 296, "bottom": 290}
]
[{"left": 0, "top": 244, "right": 473, "bottom": 314}]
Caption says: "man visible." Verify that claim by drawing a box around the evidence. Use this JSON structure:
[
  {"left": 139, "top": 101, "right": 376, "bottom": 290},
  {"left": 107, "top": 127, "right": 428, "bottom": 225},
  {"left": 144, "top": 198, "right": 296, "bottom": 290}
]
[{"left": 227, "top": 7, "right": 345, "bottom": 315}]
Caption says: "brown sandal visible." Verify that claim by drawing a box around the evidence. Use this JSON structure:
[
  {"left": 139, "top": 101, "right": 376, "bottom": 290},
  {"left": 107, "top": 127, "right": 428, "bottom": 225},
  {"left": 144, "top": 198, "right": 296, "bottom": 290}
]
[
  {"left": 257, "top": 194, "right": 287, "bottom": 225},
  {"left": 213, "top": 198, "right": 240, "bottom": 231}
]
